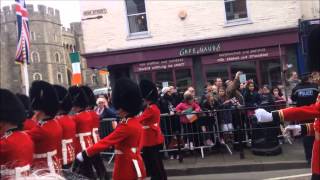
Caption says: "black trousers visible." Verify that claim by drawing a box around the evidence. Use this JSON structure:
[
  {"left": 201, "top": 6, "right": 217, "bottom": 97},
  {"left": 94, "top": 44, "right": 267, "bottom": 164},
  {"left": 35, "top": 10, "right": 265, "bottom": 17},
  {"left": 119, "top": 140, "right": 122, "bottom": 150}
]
[
  {"left": 303, "top": 136, "right": 315, "bottom": 164},
  {"left": 142, "top": 144, "right": 167, "bottom": 180},
  {"left": 91, "top": 154, "right": 110, "bottom": 180},
  {"left": 311, "top": 174, "right": 320, "bottom": 180}
]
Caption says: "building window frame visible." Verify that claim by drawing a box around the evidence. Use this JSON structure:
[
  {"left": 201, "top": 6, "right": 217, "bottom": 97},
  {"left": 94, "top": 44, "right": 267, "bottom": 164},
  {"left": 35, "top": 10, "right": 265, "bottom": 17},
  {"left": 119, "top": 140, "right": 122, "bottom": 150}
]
[
  {"left": 33, "top": 73, "right": 42, "bottom": 81},
  {"left": 31, "top": 51, "right": 40, "bottom": 63},
  {"left": 223, "top": 0, "right": 252, "bottom": 27},
  {"left": 57, "top": 72, "right": 63, "bottom": 84},
  {"left": 55, "top": 52, "right": 60, "bottom": 63},
  {"left": 91, "top": 74, "right": 98, "bottom": 86},
  {"left": 124, "top": 0, "right": 151, "bottom": 39},
  {"left": 31, "top": 31, "right": 36, "bottom": 41}
]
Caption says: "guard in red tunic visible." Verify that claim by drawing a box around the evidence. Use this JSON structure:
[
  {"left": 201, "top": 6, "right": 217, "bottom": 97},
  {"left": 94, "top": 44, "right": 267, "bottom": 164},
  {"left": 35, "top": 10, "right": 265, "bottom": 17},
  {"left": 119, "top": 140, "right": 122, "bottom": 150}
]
[
  {"left": 26, "top": 81, "right": 63, "bottom": 174},
  {"left": 81, "top": 85, "right": 109, "bottom": 180},
  {"left": 139, "top": 80, "right": 167, "bottom": 180},
  {"left": 0, "top": 89, "right": 34, "bottom": 179},
  {"left": 255, "top": 98, "right": 320, "bottom": 180},
  {"left": 69, "top": 86, "right": 95, "bottom": 178},
  {"left": 75, "top": 78, "right": 146, "bottom": 180},
  {"left": 53, "top": 85, "right": 76, "bottom": 169},
  {"left": 16, "top": 94, "right": 37, "bottom": 131}
]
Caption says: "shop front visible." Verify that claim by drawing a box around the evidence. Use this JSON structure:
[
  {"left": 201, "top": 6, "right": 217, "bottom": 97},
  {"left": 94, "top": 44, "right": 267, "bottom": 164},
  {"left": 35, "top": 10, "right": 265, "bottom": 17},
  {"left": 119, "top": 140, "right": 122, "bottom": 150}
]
[{"left": 84, "top": 28, "right": 299, "bottom": 95}]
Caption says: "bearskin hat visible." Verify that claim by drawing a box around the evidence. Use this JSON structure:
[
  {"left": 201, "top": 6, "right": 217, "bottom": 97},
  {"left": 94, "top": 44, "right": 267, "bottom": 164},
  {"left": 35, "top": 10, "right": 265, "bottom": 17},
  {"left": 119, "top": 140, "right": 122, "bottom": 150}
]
[
  {"left": 29, "top": 81, "right": 59, "bottom": 117},
  {"left": 16, "top": 93, "right": 33, "bottom": 119},
  {"left": 112, "top": 78, "right": 142, "bottom": 116},
  {"left": 80, "top": 85, "right": 96, "bottom": 108},
  {"left": 0, "top": 89, "right": 26, "bottom": 125},
  {"left": 139, "top": 80, "right": 158, "bottom": 102},
  {"left": 53, "top": 85, "right": 72, "bottom": 113},
  {"left": 68, "top": 86, "right": 89, "bottom": 109}
]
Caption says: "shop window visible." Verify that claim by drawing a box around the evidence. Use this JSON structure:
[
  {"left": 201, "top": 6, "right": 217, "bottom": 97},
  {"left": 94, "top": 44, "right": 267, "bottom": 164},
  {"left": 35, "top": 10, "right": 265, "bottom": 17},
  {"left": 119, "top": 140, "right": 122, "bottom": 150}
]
[
  {"left": 205, "top": 64, "right": 229, "bottom": 83},
  {"left": 224, "top": 0, "right": 248, "bottom": 21},
  {"left": 125, "top": 0, "right": 148, "bottom": 34},
  {"left": 138, "top": 73, "right": 152, "bottom": 81},
  {"left": 155, "top": 71, "right": 174, "bottom": 88},
  {"left": 176, "top": 69, "right": 192, "bottom": 92},
  {"left": 260, "top": 60, "right": 281, "bottom": 87},
  {"left": 92, "top": 74, "right": 99, "bottom": 85},
  {"left": 230, "top": 61, "right": 257, "bottom": 82}
]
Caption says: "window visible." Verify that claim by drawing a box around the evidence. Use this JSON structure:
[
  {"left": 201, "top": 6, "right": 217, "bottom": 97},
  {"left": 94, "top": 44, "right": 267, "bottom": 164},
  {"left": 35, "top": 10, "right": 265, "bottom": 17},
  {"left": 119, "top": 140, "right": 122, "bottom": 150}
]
[
  {"left": 260, "top": 60, "right": 281, "bottom": 87},
  {"left": 224, "top": 0, "right": 248, "bottom": 21},
  {"left": 31, "top": 32, "right": 36, "bottom": 41},
  {"left": 176, "top": 69, "right": 192, "bottom": 92},
  {"left": 125, "top": 0, "right": 148, "bottom": 34},
  {"left": 54, "top": 34, "right": 57, "bottom": 42},
  {"left": 155, "top": 71, "right": 174, "bottom": 89},
  {"left": 33, "top": 73, "right": 42, "bottom": 81},
  {"left": 138, "top": 73, "right": 152, "bottom": 81},
  {"left": 57, "top": 73, "right": 63, "bottom": 84},
  {"left": 55, "top": 53, "right": 60, "bottom": 63},
  {"left": 31, "top": 51, "right": 40, "bottom": 63},
  {"left": 206, "top": 64, "right": 229, "bottom": 83},
  {"left": 230, "top": 61, "right": 257, "bottom": 82},
  {"left": 92, "top": 74, "right": 98, "bottom": 85}
]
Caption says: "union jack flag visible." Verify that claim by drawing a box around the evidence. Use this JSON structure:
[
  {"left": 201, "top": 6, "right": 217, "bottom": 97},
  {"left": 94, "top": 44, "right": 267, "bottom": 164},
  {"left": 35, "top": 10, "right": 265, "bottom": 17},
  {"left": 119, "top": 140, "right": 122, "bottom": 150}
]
[{"left": 15, "top": 0, "right": 30, "bottom": 64}]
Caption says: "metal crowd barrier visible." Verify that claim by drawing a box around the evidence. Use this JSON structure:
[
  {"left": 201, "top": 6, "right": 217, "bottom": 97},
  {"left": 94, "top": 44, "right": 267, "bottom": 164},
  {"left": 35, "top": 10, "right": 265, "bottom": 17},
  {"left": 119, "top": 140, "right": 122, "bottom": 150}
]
[{"left": 99, "top": 103, "right": 289, "bottom": 164}]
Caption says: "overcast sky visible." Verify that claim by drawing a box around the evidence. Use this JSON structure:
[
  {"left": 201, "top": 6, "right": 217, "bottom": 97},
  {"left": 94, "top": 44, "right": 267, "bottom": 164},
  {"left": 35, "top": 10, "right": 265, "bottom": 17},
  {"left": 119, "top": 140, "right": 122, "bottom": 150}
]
[{"left": 1, "top": 0, "right": 81, "bottom": 28}]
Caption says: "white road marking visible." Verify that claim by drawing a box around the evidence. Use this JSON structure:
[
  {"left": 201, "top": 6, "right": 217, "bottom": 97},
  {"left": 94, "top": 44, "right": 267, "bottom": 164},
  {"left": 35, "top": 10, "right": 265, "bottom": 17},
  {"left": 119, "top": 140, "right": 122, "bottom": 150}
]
[{"left": 264, "top": 173, "right": 312, "bottom": 180}]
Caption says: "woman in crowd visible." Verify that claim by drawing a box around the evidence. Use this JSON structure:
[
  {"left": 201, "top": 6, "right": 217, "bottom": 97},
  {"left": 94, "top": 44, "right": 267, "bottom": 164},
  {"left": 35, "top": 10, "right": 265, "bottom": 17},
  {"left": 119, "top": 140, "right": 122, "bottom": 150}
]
[
  {"left": 260, "top": 85, "right": 275, "bottom": 111},
  {"left": 200, "top": 93, "right": 217, "bottom": 146},
  {"left": 176, "top": 91, "right": 201, "bottom": 150}
]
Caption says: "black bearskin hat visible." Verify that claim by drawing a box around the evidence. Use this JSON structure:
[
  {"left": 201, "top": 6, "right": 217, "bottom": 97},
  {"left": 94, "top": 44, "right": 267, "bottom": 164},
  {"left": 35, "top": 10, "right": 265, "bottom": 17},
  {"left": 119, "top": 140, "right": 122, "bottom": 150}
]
[
  {"left": 68, "top": 86, "right": 89, "bottom": 109},
  {"left": 307, "top": 26, "right": 320, "bottom": 72},
  {"left": 0, "top": 89, "right": 26, "bottom": 126},
  {"left": 53, "top": 85, "right": 72, "bottom": 113},
  {"left": 80, "top": 85, "right": 96, "bottom": 108},
  {"left": 139, "top": 80, "right": 158, "bottom": 102},
  {"left": 16, "top": 93, "right": 33, "bottom": 119},
  {"left": 29, "top": 81, "right": 59, "bottom": 117},
  {"left": 112, "top": 78, "right": 142, "bottom": 116}
]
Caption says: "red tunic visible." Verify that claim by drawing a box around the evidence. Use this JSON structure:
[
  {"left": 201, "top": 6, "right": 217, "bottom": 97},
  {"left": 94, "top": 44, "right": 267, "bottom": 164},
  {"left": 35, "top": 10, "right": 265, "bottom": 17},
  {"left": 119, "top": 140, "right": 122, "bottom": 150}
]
[
  {"left": 277, "top": 95, "right": 320, "bottom": 175},
  {"left": 72, "top": 111, "right": 94, "bottom": 153},
  {"left": 56, "top": 115, "right": 77, "bottom": 166},
  {"left": 23, "top": 118, "right": 37, "bottom": 131},
  {"left": 139, "top": 104, "right": 164, "bottom": 147},
  {"left": 0, "top": 130, "right": 34, "bottom": 179},
  {"left": 86, "top": 117, "right": 146, "bottom": 180},
  {"left": 88, "top": 110, "right": 101, "bottom": 144},
  {"left": 26, "top": 119, "right": 63, "bottom": 174}
]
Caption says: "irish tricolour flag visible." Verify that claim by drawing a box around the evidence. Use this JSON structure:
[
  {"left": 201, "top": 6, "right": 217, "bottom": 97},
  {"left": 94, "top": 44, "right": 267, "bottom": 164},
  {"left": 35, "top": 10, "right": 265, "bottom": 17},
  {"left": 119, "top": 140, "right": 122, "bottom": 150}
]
[{"left": 70, "top": 52, "right": 82, "bottom": 85}]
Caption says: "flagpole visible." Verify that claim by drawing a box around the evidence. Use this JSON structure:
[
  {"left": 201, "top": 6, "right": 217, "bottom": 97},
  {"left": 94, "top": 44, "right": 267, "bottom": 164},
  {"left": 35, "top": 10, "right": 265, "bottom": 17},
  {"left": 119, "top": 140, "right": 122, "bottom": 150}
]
[{"left": 21, "top": 32, "right": 29, "bottom": 95}]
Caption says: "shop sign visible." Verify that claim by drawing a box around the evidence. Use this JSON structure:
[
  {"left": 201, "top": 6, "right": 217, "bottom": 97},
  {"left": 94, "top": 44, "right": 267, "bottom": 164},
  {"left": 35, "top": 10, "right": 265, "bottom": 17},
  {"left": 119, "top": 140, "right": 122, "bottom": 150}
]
[
  {"left": 179, "top": 43, "right": 221, "bottom": 56},
  {"left": 133, "top": 58, "right": 191, "bottom": 72},
  {"left": 202, "top": 47, "right": 280, "bottom": 64}
]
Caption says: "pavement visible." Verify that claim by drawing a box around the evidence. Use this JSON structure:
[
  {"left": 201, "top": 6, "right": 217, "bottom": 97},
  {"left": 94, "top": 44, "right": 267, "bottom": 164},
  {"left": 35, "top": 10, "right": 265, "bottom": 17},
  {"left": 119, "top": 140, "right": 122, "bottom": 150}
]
[{"left": 102, "top": 138, "right": 309, "bottom": 176}]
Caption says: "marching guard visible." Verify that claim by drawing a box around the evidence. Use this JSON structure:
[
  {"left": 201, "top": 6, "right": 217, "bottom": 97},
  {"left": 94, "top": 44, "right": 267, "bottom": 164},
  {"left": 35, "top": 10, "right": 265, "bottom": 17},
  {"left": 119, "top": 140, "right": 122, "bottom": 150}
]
[
  {"left": 0, "top": 89, "right": 34, "bottom": 179},
  {"left": 26, "top": 81, "right": 63, "bottom": 174},
  {"left": 139, "top": 80, "right": 167, "bottom": 180},
  {"left": 16, "top": 94, "right": 37, "bottom": 130},
  {"left": 53, "top": 85, "right": 77, "bottom": 169},
  {"left": 74, "top": 78, "right": 146, "bottom": 180},
  {"left": 81, "top": 85, "right": 109, "bottom": 180}
]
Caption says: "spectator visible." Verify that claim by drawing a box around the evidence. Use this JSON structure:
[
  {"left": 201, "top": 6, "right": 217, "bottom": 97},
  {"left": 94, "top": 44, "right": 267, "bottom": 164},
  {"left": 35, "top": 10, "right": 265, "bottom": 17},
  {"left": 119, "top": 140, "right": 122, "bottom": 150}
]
[
  {"left": 243, "top": 81, "right": 261, "bottom": 108},
  {"left": 215, "top": 77, "right": 223, "bottom": 89},
  {"left": 95, "top": 97, "right": 117, "bottom": 119},
  {"left": 272, "top": 87, "right": 286, "bottom": 103},
  {"left": 200, "top": 93, "right": 217, "bottom": 146},
  {"left": 200, "top": 84, "right": 213, "bottom": 105},
  {"left": 286, "top": 71, "right": 301, "bottom": 103},
  {"left": 186, "top": 86, "right": 196, "bottom": 98},
  {"left": 260, "top": 85, "right": 275, "bottom": 111},
  {"left": 212, "top": 85, "right": 218, "bottom": 96},
  {"left": 176, "top": 91, "right": 201, "bottom": 150}
]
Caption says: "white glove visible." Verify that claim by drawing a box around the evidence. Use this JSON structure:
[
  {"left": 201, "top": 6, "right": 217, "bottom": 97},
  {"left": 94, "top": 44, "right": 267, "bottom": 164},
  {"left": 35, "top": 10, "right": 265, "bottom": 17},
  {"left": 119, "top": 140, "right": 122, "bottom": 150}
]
[
  {"left": 284, "top": 125, "right": 301, "bottom": 137},
  {"left": 76, "top": 152, "right": 84, "bottom": 162},
  {"left": 254, "top": 108, "right": 273, "bottom": 123}
]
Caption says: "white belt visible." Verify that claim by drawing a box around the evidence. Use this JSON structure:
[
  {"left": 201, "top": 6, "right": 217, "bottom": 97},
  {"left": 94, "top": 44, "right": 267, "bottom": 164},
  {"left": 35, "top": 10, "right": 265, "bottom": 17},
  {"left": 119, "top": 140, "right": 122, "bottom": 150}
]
[
  {"left": 1, "top": 164, "right": 30, "bottom": 177},
  {"left": 76, "top": 132, "right": 92, "bottom": 150},
  {"left": 62, "top": 139, "right": 74, "bottom": 165},
  {"left": 33, "top": 150, "right": 57, "bottom": 173},
  {"left": 142, "top": 123, "right": 158, "bottom": 129},
  {"left": 114, "top": 147, "right": 137, "bottom": 155},
  {"left": 92, "top": 128, "right": 99, "bottom": 144}
]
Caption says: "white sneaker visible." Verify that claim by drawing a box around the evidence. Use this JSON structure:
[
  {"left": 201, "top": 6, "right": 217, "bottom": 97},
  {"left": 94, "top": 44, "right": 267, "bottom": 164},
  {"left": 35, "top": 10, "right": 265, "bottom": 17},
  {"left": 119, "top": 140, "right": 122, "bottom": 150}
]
[
  {"left": 190, "top": 142, "right": 194, "bottom": 150},
  {"left": 176, "top": 155, "right": 180, "bottom": 160},
  {"left": 220, "top": 138, "right": 225, "bottom": 144},
  {"left": 227, "top": 123, "right": 234, "bottom": 131},
  {"left": 222, "top": 124, "right": 228, "bottom": 132},
  {"left": 206, "top": 139, "right": 214, "bottom": 146},
  {"left": 170, "top": 155, "right": 174, "bottom": 160},
  {"left": 184, "top": 143, "right": 189, "bottom": 149}
]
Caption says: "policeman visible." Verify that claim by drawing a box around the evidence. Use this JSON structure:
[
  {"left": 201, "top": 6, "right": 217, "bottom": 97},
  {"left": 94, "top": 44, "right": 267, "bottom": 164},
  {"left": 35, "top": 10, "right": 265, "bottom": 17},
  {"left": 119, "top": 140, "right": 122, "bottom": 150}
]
[
  {"left": 291, "top": 73, "right": 319, "bottom": 165},
  {"left": 0, "top": 89, "right": 34, "bottom": 179}
]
